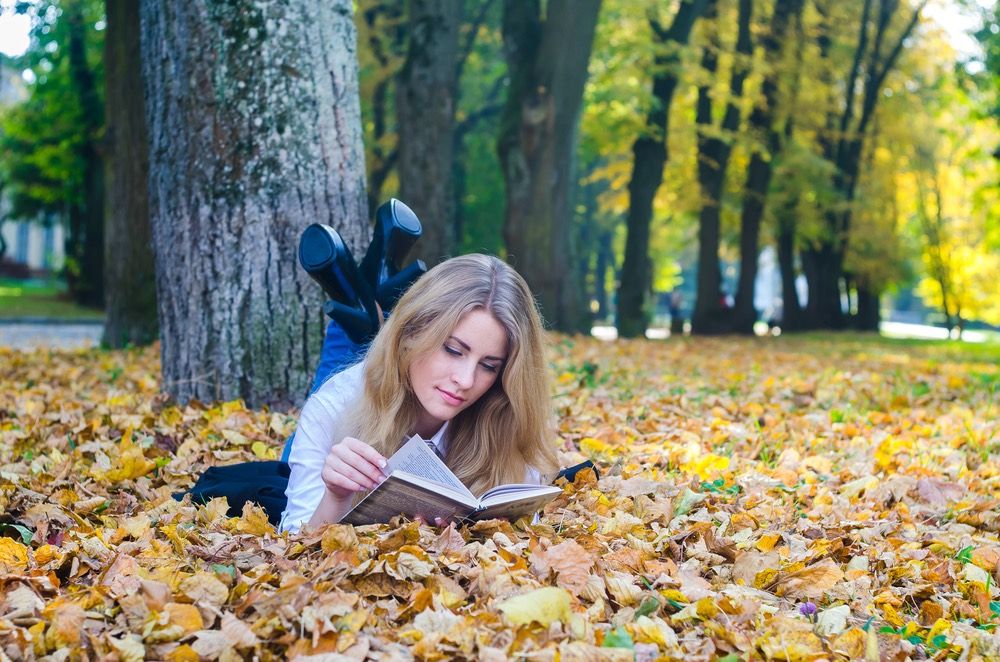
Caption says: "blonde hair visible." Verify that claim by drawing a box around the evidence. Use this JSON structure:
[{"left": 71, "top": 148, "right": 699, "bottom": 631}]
[{"left": 345, "top": 254, "right": 558, "bottom": 496}]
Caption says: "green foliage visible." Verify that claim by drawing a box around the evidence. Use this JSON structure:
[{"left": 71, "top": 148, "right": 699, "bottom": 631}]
[{"left": 0, "top": 0, "right": 105, "bottom": 223}]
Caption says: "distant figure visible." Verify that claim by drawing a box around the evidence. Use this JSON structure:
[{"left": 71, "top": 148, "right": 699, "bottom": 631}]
[{"left": 669, "top": 290, "right": 684, "bottom": 336}]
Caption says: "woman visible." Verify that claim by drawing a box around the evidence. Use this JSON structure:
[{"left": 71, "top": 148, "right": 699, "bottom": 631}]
[{"left": 280, "top": 254, "right": 559, "bottom": 532}]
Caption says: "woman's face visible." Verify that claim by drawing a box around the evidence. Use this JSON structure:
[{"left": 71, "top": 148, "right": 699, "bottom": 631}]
[{"left": 409, "top": 309, "right": 508, "bottom": 438}]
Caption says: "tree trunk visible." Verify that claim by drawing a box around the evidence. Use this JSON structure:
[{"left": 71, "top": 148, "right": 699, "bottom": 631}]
[
  {"left": 65, "top": 1, "right": 104, "bottom": 308},
  {"left": 497, "top": 0, "right": 601, "bottom": 333},
  {"left": 397, "top": 0, "right": 460, "bottom": 265},
  {"left": 731, "top": 0, "right": 803, "bottom": 335},
  {"left": 103, "top": 0, "right": 158, "bottom": 347},
  {"left": 855, "top": 284, "right": 879, "bottom": 331},
  {"left": 691, "top": 0, "right": 752, "bottom": 336},
  {"left": 775, "top": 211, "right": 804, "bottom": 330},
  {"left": 808, "top": 0, "right": 925, "bottom": 330},
  {"left": 140, "top": 0, "right": 369, "bottom": 408},
  {"left": 617, "top": 0, "right": 708, "bottom": 339},
  {"left": 595, "top": 228, "right": 613, "bottom": 320}
]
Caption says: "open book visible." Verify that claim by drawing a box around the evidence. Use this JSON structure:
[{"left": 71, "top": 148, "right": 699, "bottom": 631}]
[{"left": 339, "top": 436, "right": 561, "bottom": 525}]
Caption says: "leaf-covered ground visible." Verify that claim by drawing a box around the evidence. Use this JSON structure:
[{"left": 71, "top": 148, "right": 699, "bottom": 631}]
[{"left": 1, "top": 335, "right": 998, "bottom": 661}]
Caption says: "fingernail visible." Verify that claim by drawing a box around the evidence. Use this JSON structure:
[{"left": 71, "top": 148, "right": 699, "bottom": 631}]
[{"left": 380, "top": 459, "right": 387, "bottom": 468}]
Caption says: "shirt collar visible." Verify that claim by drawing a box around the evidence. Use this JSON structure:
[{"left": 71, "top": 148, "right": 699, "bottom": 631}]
[{"left": 408, "top": 420, "right": 449, "bottom": 454}]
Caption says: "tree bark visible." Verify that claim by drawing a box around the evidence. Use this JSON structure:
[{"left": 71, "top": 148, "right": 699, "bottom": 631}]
[
  {"left": 497, "top": 0, "right": 601, "bottom": 333},
  {"left": 691, "top": 0, "right": 752, "bottom": 335},
  {"left": 396, "top": 0, "right": 459, "bottom": 265},
  {"left": 731, "top": 0, "right": 803, "bottom": 335},
  {"left": 616, "top": 0, "right": 708, "bottom": 339},
  {"left": 64, "top": 0, "right": 104, "bottom": 308},
  {"left": 103, "top": 0, "right": 158, "bottom": 347},
  {"left": 141, "top": 0, "right": 369, "bottom": 408}
]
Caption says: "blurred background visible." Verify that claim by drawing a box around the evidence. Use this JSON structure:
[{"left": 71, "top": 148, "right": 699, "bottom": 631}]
[{"left": 0, "top": 0, "right": 996, "bottom": 359}]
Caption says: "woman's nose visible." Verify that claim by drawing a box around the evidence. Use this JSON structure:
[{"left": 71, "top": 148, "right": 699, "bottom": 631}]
[{"left": 452, "top": 360, "right": 476, "bottom": 389}]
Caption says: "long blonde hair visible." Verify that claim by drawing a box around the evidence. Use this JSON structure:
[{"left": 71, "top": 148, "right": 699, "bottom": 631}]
[{"left": 345, "top": 254, "right": 558, "bottom": 496}]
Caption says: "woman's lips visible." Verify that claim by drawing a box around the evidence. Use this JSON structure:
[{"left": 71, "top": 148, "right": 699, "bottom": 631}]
[{"left": 437, "top": 388, "right": 465, "bottom": 406}]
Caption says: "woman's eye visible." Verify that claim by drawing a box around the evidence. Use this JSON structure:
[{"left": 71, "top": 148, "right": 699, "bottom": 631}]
[
  {"left": 480, "top": 363, "right": 499, "bottom": 373},
  {"left": 444, "top": 345, "right": 462, "bottom": 356}
]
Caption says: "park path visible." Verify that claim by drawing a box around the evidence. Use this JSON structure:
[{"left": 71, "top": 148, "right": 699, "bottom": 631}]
[{"left": 0, "top": 321, "right": 103, "bottom": 350}]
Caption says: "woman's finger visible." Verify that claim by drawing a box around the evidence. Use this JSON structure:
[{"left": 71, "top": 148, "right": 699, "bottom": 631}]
[
  {"left": 332, "top": 447, "right": 386, "bottom": 484},
  {"left": 327, "top": 454, "right": 379, "bottom": 489},
  {"left": 341, "top": 437, "right": 388, "bottom": 471},
  {"left": 333, "top": 443, "right": 388, "bottom": 483},
  {"left": 321, "top": 464, "right": 365, "bottom": 493}
]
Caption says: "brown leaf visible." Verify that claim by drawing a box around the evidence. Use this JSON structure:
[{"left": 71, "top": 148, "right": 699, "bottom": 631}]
[{"left": 772, "top": 558, "right": 844, "bottom": 600}]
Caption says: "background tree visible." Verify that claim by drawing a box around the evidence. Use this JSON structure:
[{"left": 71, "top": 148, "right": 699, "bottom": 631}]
[
  {"left": 616, "top": 0, "right": 708, "bottom": 338},
  {"left": 0, "top": 0, "right": 104, "bottom": 306},
  {"left": 140, "top": 0, "right": 369, "bottom": 407},
  {"left": 804, "top": 0, "right": 926, "bottom": 330},
  {"left": 729, "top": 0, "right": 804, "bottom": 334},
  {"left": 102, "top": 0, "right": 156, "bottom": 346},
  {"left": 396, "top": 0, "right": 459, "bottom": 265},
  {"left": 496, "top": 0, "right": 601, "bottom": 333},
  {"left": 690, "top": 0, "right": 752, "bottom": 335}
]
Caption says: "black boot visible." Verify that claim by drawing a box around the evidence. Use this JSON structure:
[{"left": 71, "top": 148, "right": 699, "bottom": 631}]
[
  {"left": 298, "top": 224, "right": 379, "bottom": 344},
  {"left": 359, "top": 199, "right": 422, "bottom": 286}
]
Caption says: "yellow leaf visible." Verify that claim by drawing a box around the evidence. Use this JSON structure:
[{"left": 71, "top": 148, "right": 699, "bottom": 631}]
[
  {"left": 579, "top": 437, "right": 611, "bottom": 455},
  {"left": 882, "top": 603, "right": 905, "bottom": 628},
  {"left": 925, "top": 618, "right": 950, "bottom": 645},
  {"left": 164, "top": 603, "right": 204, "bottom": 634},
  {"left": 755, "top": 534, "right": 781, "bottom": 553},
  {"left": 222, "top": 429, "right": 250, "bottom": 446},
  {"left": 236, "top": 501, "right": 273, "bottom": 536},
  {"left": 0, "top": 537, "right": 29, "bottom": 573},
  {"left": 251, "top": 440, "right": 277, "bottom": 459},
  {"left": 681, "top": 453, "right": 730, "bottom": 480},
  {"left": 179, "top": 572, "right": 229, "bottom": 607},
  {"left": 497, "top": 587, "right": 572, "bottom": 626}
]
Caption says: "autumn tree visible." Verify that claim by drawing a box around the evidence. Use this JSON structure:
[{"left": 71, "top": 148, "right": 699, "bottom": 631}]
[
  {"left": 140, "top": 0, "right": 369, "bottom": 407},
  {"left": 395, "top": 0, "right": 460, "bottom": 266},
  {"left": 497, "top": 0, "right": 601, "bottom": 332},
  {"left": 804, "top": 0, "right": 926, "bottom": 330},
  {"left": 102, "top": 0, "right": 156, "bottom": 347},
  {"left": 615, "top": 0, "right": 708, "bottom": 338},
  {"left": 729, "top": 0, "right": 804, "bottom": 334},
  {"left": 0, "top": 0, "right": 104, "bottom": 307},
  {"left": 691, "top": 0, "right": 751, "bottom": 335}
]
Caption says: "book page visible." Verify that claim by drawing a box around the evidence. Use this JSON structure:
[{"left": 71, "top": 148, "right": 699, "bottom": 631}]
[
  {"left": 386, "top": 436, "right": 474, "bottom": 499},
  {"left": 479, "top": 483, "right": 558, "bottom": 500},
  {"left": 474, "top": 486, "right": 562, "bottom": 521},
  {"left": 340, "top": 473, "right": 477, "bottom": 525}
]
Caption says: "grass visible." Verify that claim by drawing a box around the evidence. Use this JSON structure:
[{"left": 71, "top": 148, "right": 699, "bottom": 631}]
[{"left": 0, "top": 278, "right": 104, "bottom": 320}]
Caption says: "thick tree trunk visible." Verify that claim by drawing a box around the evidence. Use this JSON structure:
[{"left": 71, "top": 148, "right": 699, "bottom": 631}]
[
  {"left": 595, "top": 229, "right": 613, "bottom": 321},
  {"left": 65, "top": 1, "right": 104, "bottom": 308},
  {"left": 731, "top": 0, "right": 803, "bottom": 335},
  {"left": 397, "top": 0, "right": 460, "bottom": 265},
  {"left": 103, "top": 0, "right": 158, "bottom": 347},
  {"left": 617, "top": 0, "right": 708, "bottom": 339},
  {"left": 141, "top": 0, "right": 369, "bottom": 408},
  {"left": 497, "top": 0, "right": 601, "bottom": 333},
  {"left": 691, "top": 0, "right": 752, "bottom": 336}
]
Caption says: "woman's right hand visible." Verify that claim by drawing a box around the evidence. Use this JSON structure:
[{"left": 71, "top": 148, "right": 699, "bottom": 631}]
[{"left": 320, "top": 437, "right": 389, "bottom": 499}]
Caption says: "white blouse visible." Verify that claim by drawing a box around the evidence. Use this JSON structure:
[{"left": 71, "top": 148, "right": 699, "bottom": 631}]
[{"left": 279, "top": 363, "right": 540, "bottom": 533}]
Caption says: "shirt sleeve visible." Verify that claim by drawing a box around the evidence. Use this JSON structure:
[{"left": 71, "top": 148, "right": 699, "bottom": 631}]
[{"left": 280, "top": 363, "right": 364, "bottom": 533}]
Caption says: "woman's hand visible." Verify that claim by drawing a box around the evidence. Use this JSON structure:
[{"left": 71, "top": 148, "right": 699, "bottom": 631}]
[{"left": 320, "top": 437, "right": 388, "bottom": 499}]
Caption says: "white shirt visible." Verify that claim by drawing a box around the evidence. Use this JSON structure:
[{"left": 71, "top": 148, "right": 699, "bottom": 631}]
[
  {"left": 279, "top": 362, "right": 542, "bottom": 533},
  {"left": 280, "top": 363, "right": 449, "bottom": 533}
]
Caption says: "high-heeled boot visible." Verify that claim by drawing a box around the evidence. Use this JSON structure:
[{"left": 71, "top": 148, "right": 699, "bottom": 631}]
[{"left": 298, "top": 224, "right": 379, "bottom": 344}]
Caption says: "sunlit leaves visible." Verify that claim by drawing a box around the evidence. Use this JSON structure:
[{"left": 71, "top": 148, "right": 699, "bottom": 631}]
[{"left": 0, "top": 334, "right": 998, "bottom": 658}]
